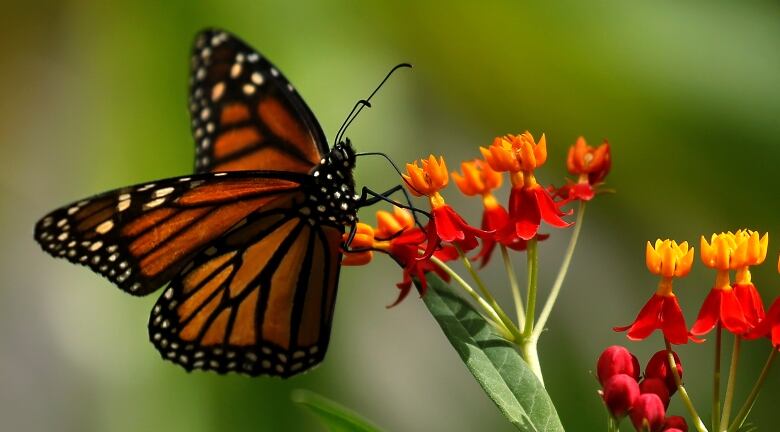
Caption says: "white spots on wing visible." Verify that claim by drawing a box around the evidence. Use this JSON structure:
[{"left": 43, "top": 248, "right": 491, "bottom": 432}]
[
  {"left": 200, "top": 138, "right": 210, "bottom": 150},
  {"left": 206, "top": 122, "right": 215, "bottom": 133},
  {"left": 117, "top": 200, "right": 130, "bottom": 212},
  {"left": 214, "top": 172, "right": 228, "bottom": 177},
  {"left": 118, "top": 193, "right": 130, "bottom": 201},
  {"left": 57, "top": 232, "right": 68, "bottom": 241},
  {"left": 247, "top": 53, "right": 259, "bottom": 63},
  {"left": 137, "top": 183, "right": 155, "bottom": 192},
  {"left": 242, "top": 84, "right": 255, "bottom": 95},
  {"left": 251, "top": 72, "right": 264, "bottom": 85},
  {"left": 178, "top": 177, "right": 191, "bottom": 182},
  {"left": 143, "top": 198, "right": 165, "bottom": 209},
  {"left": 199, "top": 108, "right": 210, "bottom": 121},
  {"left": 196, "top": 67, "right": 206, "bottom": 81},
  {"left": 67, "top": 206, "right": 79, "bottom": 215},
  {"left": 89, "top": 241, "right": 103, "bottom": 251},
  {"left": 153, "top": 187, "right": 174, "bottom": 198},
  {"left": 200, "top": 47, "right": 211, "bottom": 59},
  {"left": 164, "top": 288, "right": 174, "bottom": 299},
  {"left": 270, "top": 68, "right": 279, "bottom": 77},
  {"left": 211, "top": 82, "right": 225, "bottom": 101},
  {"left": 230, "top": 63, "right": 242, "bottom": 78},
  {"left": 95, "top": 220, "right": 114, "bottom": 234},
  {"left": 287, "top": 83, "right": 294, "bottom": 92}
]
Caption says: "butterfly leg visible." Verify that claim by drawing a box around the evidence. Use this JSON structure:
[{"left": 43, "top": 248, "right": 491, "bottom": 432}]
[{"left": 357, "top": 186, "right": 430, "bottom": 223}]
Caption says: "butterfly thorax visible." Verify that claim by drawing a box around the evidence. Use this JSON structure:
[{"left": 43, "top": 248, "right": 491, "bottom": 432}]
[{"left": 303, "top": 140, "right": 358, "bottom": 226}]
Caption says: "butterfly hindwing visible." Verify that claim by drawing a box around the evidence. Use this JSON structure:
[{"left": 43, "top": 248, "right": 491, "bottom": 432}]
[
  {"left": 34, "top": 171, "right": 307, "bottom": 296},
  {"left": 148, "top": 198, "right": 344, "bottom": 377},
  {"left": 189, "top": 29, "right": 329, "bottom": 174}
]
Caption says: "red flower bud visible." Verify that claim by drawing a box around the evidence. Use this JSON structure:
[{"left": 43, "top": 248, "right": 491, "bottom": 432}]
[
  {"left": 639, "top": 378, "right": 670, "bottom": 408},
  {"left": 630, "top": 393, "right": 666, "bottom": 432},
  {"left": 597, "top": 345, "right": 641, "bottom": 385},
  {"left": 645, "top": 350, "right": 682, "bottom": 395},
  {"left": 602, "top": 374, "right": 639, "bottom": 419},
  {"left": 663, "top": 415, "right": 688, "bottom": 431}
]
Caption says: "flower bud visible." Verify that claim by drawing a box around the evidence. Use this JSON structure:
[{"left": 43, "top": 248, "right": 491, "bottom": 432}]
[
  {"left": 663, "top": 415, "right": 688, "bottom": 431},
  {"left": 639, "top": 378, "right": 670, "bottom": 408},
  {"left": 630, "top": 393, "right": 666, "bottom": 432},
  {"left": 645, "top": 350, "right": 683, "bottom": 395},
  {"left": 602, "top": 374, "right": 639, "bottom": 419},
  {"left": 597, "top": 345, "right": 641, "bottom": 385}
]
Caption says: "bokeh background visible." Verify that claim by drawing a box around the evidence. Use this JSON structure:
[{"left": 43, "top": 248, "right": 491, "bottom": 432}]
[{"left": 2, "top": 1, "right": 779, "bottom": 431}]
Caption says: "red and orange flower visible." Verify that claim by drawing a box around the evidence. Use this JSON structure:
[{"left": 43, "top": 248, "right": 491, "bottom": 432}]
[
  {"left": 341, "top": 207, "right": 456, "bottom": 306},
  {"left": 690, "top": 231, "right": 767, "bottom": 337},
  {"left": 402, "top": 155, "right": 490, "bottom": 259},
  {"left": 614, "top": 240, "right": 695, "bottom": 344},
  {"left": 557, "top": 136, "right": 611, "bottom": 202},
  {"left": 480, "top": 132, "right": 571, "bottom": 240},
  {"left": 452, "top": 159, "right": 542, "bottom": 267}
]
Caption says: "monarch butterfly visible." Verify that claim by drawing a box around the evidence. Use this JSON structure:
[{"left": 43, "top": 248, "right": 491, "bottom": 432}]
[{"left": 34, "top": 29, "right": 407, "bottom": 377}]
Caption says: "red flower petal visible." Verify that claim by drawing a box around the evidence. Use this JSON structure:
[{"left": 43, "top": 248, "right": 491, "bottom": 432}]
[
  {"left": 734, "top": 283, "right": 765, "bottom": 328},
  {"left": 661, "top": 296, "right": 689, "bottom": 345},
  {"left": 690, "top": 289, "right": 721, "bottom": 336},
  {"left": 720, "top": 289, "right": 750, "bottom": 335},
  {"left": 532, "top": 186, "right": 572, "bottom": 228},
  {"left": 614, "top": 294, "right": 665, "bottom": 340}
]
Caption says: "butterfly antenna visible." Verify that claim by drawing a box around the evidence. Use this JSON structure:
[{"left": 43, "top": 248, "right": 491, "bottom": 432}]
[
  {"left": 334, "top": 62, "right": 412, "bottom": 144},
  {"left": 334, "top": 99, "right": 371, "bottom": 146}
]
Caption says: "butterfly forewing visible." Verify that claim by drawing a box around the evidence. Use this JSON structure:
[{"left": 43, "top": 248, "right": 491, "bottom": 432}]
[
  {"left": 189, "top": 29, "right": 329, "bottom": 174},
  {"left": 148, "top": 197, "right": 344, "bottom": 377},
  {"left": 34, "top": 171, "right": 306, "bottom": 296}
]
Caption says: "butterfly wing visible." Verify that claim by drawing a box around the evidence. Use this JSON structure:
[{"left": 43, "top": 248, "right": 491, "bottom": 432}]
[
  {"left": 148, "top": 192, "right": 344, "bottom": 377},
  {"left": 34, "top": 171, "right": 307, "bottom": 296},
  {"left": 189, "top": 29, "right": 329, "bottom": 174}
]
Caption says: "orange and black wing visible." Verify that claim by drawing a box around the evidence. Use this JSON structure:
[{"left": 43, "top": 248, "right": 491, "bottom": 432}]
[
  {"left": 34, "top": 171, "right": 306, "bottom": 296},
  {"left": 148, "top": 196, "right": 344, "bottom": 377},
  {"left": 189, "top": 29, "right": 329, "bottom": 174}
]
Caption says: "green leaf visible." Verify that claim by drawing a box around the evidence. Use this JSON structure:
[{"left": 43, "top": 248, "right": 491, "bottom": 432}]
[
  {"left": 292, "top": 389, "right": 383, "bottom": 432},
  {"left": 419, "top": 274, "right": 564, "bottom": 432}
]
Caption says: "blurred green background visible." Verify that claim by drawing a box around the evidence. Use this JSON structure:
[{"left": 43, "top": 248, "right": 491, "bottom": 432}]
[{"left": 2, "top": 1, "right": 779, "bottom": 431}]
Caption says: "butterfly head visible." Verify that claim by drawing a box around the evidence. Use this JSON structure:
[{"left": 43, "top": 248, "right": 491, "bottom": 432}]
[{"left": 331, "top": 139, "right": 356, "bottom": 169}]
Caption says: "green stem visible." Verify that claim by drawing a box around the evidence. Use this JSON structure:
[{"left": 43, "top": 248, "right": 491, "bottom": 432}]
[
  {"left": 521, "top": 337, "right": 544, "bottom": 386},
  {"left": 522, "top": 238, "right": 539, "bottom": 337},
  {"left": 429, "top": 256, "right": 505, "bottom": 334},
  {"left": 455, "top": 248, "right": 524, "bottom": 343},
  {"left": 533, "top": 201, "right": 586, "bottom": 339},
  {"left": 720, "top": 336, "right": 742, "bottom": 429},
  {"left": 727, "top": 349, "right": 777, "bottom": 432},
  {"left": 501, "top": 244, "right": 526, "bottom": 327},
  {"left": 665, "top": 339, "right": 709, "bottom": 432},
  {"left": 712, "top": 324, "right": 722, "bottom": 432}
]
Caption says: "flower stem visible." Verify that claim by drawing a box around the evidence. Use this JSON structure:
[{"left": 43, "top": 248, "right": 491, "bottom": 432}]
[
  {"left": 665, "top": 339, "right": 709, "bottom": 432},
  {"left": 712, "top": 324, "right": 722, "bottom": 432},
  {"left": 429, "top": 256, "right": 505, "bottom": 334},
  {"left": 455, "top": 248, "right": 524, "bottom": 343},
  {"left": 720, "top": 336, "right": 742, "bottom": 429},
  {"left": 727, "top": 349, "right": 777, "bottom": 432},
  {"left": 533, "top": 201, "right": 586, "bottom": 339},
  {"left": 522, "top": 238, "right": 539, "bottom": 337},
  {"left": 501, "top": 244, "right": 526, "bottom": 327}
]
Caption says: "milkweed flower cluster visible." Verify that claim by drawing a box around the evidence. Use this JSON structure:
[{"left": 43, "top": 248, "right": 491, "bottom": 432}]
[
  {"left": 610, "top": 229, "right": 778, "bottom": 432},
  {"left": 342, "top": 133, "right": 610, "bottom": 310}
]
